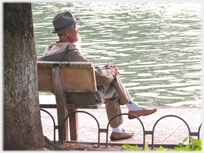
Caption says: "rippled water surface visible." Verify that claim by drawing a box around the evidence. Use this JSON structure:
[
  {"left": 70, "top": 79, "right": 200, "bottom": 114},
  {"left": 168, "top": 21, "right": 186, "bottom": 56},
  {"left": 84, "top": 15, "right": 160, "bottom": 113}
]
[{"left": 32, "top": 2, "right": 201, "bottom": 107}]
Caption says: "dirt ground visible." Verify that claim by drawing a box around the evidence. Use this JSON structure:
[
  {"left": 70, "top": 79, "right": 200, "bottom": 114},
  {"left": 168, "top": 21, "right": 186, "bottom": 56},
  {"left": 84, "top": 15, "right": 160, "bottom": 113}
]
[
  {"left": 45, "top": 142, "right": 144, "bottom": 151},
  {"left": 43, "top": 137, "right": 168, "bottom": 151}
]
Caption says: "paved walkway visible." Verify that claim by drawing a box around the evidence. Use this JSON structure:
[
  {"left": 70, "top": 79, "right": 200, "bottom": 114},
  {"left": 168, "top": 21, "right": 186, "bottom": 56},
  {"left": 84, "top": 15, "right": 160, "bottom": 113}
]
[{"left": 39, "top": 96, "right": 202, "bottom": 147}]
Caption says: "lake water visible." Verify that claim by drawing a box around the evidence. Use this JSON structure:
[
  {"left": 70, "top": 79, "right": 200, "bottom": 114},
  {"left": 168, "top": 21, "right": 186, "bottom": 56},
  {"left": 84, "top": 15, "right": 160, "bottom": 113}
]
[{"left": 32, "top": 2, "right": 201, "bottom": 107}]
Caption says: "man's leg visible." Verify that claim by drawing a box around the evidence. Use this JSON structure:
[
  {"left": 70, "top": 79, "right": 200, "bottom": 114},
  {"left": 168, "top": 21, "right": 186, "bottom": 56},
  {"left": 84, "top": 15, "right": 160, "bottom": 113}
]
[
  {"left": 111, "top": 75, "right": 157, "bottom": 119},
  {"left": 110, "top": 75, "right": 131, "bottom": 105},
  {"left": 103, "top": 76, "right": 157, "bottom": 140},
  {"left": 103, "top": 83, "right": 123, "bottom": 128},
  {"left": 103, "top": 83, "right": 134, "bottom": 140}
]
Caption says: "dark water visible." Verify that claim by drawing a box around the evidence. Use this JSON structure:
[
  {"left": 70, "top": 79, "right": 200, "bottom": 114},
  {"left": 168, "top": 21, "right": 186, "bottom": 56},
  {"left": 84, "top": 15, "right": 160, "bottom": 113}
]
[{"left": 32, "top": 2, "right": 201, "bottom": 107}]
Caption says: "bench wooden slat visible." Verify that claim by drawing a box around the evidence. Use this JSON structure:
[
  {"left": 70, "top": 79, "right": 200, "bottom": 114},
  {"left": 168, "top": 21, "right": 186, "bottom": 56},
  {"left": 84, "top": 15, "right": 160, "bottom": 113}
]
[
  {"left": 37, "top": 61, "right": 94, "bottom": 68},
  {"left": 67, "top": 104, "right": 102, "bottom": 109},
  {"left": 40, "top": 104, "right": 57, "bottom": 108},
  {"left": 61, "top": 67, "right": 96, "bottom": 92},
  {"left": 38, "top": 62, "right": 97, "bottom": 92},
  {"left": 39, "top": 104, "right": 102, "bottom": 109},
  {"left": 38, "top": 67, "right": 53, "bottom": 91}
]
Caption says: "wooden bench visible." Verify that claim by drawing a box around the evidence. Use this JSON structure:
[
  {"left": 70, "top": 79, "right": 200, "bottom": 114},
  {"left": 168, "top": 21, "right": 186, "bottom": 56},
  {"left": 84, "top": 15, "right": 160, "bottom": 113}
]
[{"left": 37, "top": 61, "right": 102, "bottom": 141}]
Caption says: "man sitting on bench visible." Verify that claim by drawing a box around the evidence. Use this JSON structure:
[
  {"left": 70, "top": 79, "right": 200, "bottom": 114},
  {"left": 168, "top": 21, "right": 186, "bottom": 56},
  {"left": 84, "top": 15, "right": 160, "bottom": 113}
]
[{"left": 38, "top": 11, "right": 157, "bottom": 141}]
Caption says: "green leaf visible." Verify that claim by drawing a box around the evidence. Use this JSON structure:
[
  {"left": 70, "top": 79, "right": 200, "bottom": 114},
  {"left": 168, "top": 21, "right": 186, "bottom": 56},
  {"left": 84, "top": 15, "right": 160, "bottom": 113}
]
[
  {"left": 122, "top": 144, "right": 139, "bottom": 151},
  {"left": 177, "top": 142, "right": 184, "bottom": 148},
  {"left": 122, "top": 144, "right": 129, "bottom": 147},
  {"left": 185, "top": 144, "right": 191, "bottom": 150},
  {"left": 189, "top": 135, "right": 194, "bottom": 141},
  {"left": 122, "top": 144, "right": 135, "bottom": 149},
  {"left": 133, "top": 145, "right": 140, "bottom": 151},
  {"left": 44, "top": 148, "right": 51, "bottom": 151},
  {"left": 161, "top": 147, "right": 169, "bottom": 151},
  {"left": 173, "top": 147, "right": 186, "bottom": 151},
  {"left": 195, "top": 146, "right": 202, "bottom": 151},
  {"left": 156, "top": 146, "right": 164, "bottom": 151},
  {"left": 193, "top": 139, "right": 202, "bottom": 147},
  {"left": 183, "top": 136, "right": 188, "bottom": 143},
  {"left": 192, "top": 143, "right": 196, "bottom": 150},
  {"left": 173, "top": 147, "right": 180, "bottom": 151},
  {"left": 144, "top": 142, "right": 150, "bottom": 151}
]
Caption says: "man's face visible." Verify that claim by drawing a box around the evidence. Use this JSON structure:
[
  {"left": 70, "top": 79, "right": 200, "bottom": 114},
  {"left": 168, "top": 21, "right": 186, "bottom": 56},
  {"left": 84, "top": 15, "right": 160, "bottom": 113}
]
[{"left": 67, "top": 24, "right": 79, "bottom": 43}]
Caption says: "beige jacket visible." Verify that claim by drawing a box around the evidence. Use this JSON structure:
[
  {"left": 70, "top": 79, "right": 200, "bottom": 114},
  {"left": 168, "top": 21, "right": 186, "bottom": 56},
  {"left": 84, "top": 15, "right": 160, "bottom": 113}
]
[{"left": 38, "top": 42, "right": 113, "bottom": 105}]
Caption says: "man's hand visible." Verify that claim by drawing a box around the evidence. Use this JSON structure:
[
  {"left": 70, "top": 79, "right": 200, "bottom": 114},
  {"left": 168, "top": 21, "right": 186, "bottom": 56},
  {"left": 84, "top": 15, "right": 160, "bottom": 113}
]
[{"left": 103, "top": 63, "right": 119, "bottom": 76}]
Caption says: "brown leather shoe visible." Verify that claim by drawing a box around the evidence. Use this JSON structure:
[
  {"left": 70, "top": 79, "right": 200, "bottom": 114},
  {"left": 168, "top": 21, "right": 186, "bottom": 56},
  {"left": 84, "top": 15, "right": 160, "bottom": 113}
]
[
  {"left": 110, "top": 129, "right": 134, "bottom": 141},
  {"left": 128, "top": 107, "right": 157, "bottom": 119}
]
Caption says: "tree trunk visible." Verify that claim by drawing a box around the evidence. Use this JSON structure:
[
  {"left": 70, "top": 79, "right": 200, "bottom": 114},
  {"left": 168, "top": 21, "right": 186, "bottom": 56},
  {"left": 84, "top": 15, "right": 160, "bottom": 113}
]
[{"left": 4, "top": 3, "right": 45, "bottom": 150}]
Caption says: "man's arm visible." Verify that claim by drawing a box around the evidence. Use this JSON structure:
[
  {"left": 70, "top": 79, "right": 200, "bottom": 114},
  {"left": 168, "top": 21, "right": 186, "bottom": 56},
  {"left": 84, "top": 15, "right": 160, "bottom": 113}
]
[
  {"left": 94, "top": 66, "right": 114, "bottom": 86},
  {"left": 103, "top": 63, "right": 119, "bottom": 76}
]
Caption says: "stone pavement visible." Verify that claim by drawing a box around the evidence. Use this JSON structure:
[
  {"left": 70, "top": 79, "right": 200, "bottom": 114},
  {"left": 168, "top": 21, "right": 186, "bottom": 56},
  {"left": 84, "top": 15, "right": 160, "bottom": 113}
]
[{"left": 40, "top": 96, "right": 202, "bottom": 147}]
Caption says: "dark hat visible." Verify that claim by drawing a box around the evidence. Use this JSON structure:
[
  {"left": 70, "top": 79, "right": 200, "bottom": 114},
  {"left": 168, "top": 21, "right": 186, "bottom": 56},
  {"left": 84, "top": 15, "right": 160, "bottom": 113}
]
[{"left": 51, "top": 11, "right": 80, "bottom": 33}]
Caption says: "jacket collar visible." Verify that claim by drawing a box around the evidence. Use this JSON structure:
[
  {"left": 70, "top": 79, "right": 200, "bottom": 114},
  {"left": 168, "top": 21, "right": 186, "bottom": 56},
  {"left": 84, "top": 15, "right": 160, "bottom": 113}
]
[
  {"left": 43, "top": 41, "right": 76, "bottom": 56},
  {"left": 55, "top": 41, "right": 76, "bottom": 49}
]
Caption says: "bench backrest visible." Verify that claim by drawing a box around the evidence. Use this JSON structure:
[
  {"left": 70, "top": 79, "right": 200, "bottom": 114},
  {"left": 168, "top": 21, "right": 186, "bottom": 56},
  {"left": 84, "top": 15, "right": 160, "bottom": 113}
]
[
  {"left": 37, "top": 61, "right": 97, "bottom": 93},
  {"left": 38, "top": 61, "right": 99, "bottom": 141}
]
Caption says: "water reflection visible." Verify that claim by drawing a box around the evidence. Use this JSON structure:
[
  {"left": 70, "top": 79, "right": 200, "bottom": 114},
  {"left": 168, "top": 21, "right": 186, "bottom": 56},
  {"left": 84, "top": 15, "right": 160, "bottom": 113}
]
[{"left": 32, "top": 2, "right": 201, "bottom": 107}]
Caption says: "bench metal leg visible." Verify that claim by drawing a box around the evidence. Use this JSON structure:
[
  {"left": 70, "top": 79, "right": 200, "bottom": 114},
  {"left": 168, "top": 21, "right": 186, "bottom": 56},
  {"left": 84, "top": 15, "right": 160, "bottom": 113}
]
[{"left": 68, "top": 108, "right": 79, "bottom": 141}]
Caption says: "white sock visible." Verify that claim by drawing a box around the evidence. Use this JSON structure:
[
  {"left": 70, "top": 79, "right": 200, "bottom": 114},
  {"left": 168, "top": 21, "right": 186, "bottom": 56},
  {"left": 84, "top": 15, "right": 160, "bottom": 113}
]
[
  {"left": 112, "top": 126, "right": 124, "bottom": 133},
  {"left": 126, "top": 99, "right": 143, "bottom": 111}
]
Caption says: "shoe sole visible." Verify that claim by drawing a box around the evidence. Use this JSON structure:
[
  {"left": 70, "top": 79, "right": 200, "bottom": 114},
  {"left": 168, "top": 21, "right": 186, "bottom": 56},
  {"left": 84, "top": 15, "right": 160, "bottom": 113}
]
[
  {"left": 110, "top": 136, "right": 132, "bottom": 141},
  {"left": 128, "top": 115, "right": 139, "bottom": 119},
  {"left": 128, "top": 110, "right": 156, "bottom": 119}
]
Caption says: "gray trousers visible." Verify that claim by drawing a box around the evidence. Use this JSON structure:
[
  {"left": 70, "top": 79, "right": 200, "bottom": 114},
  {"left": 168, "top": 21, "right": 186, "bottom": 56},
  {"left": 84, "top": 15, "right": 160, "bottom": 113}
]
[{"left": 103, "top": 75, "right": 131, "bottom": 128}]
